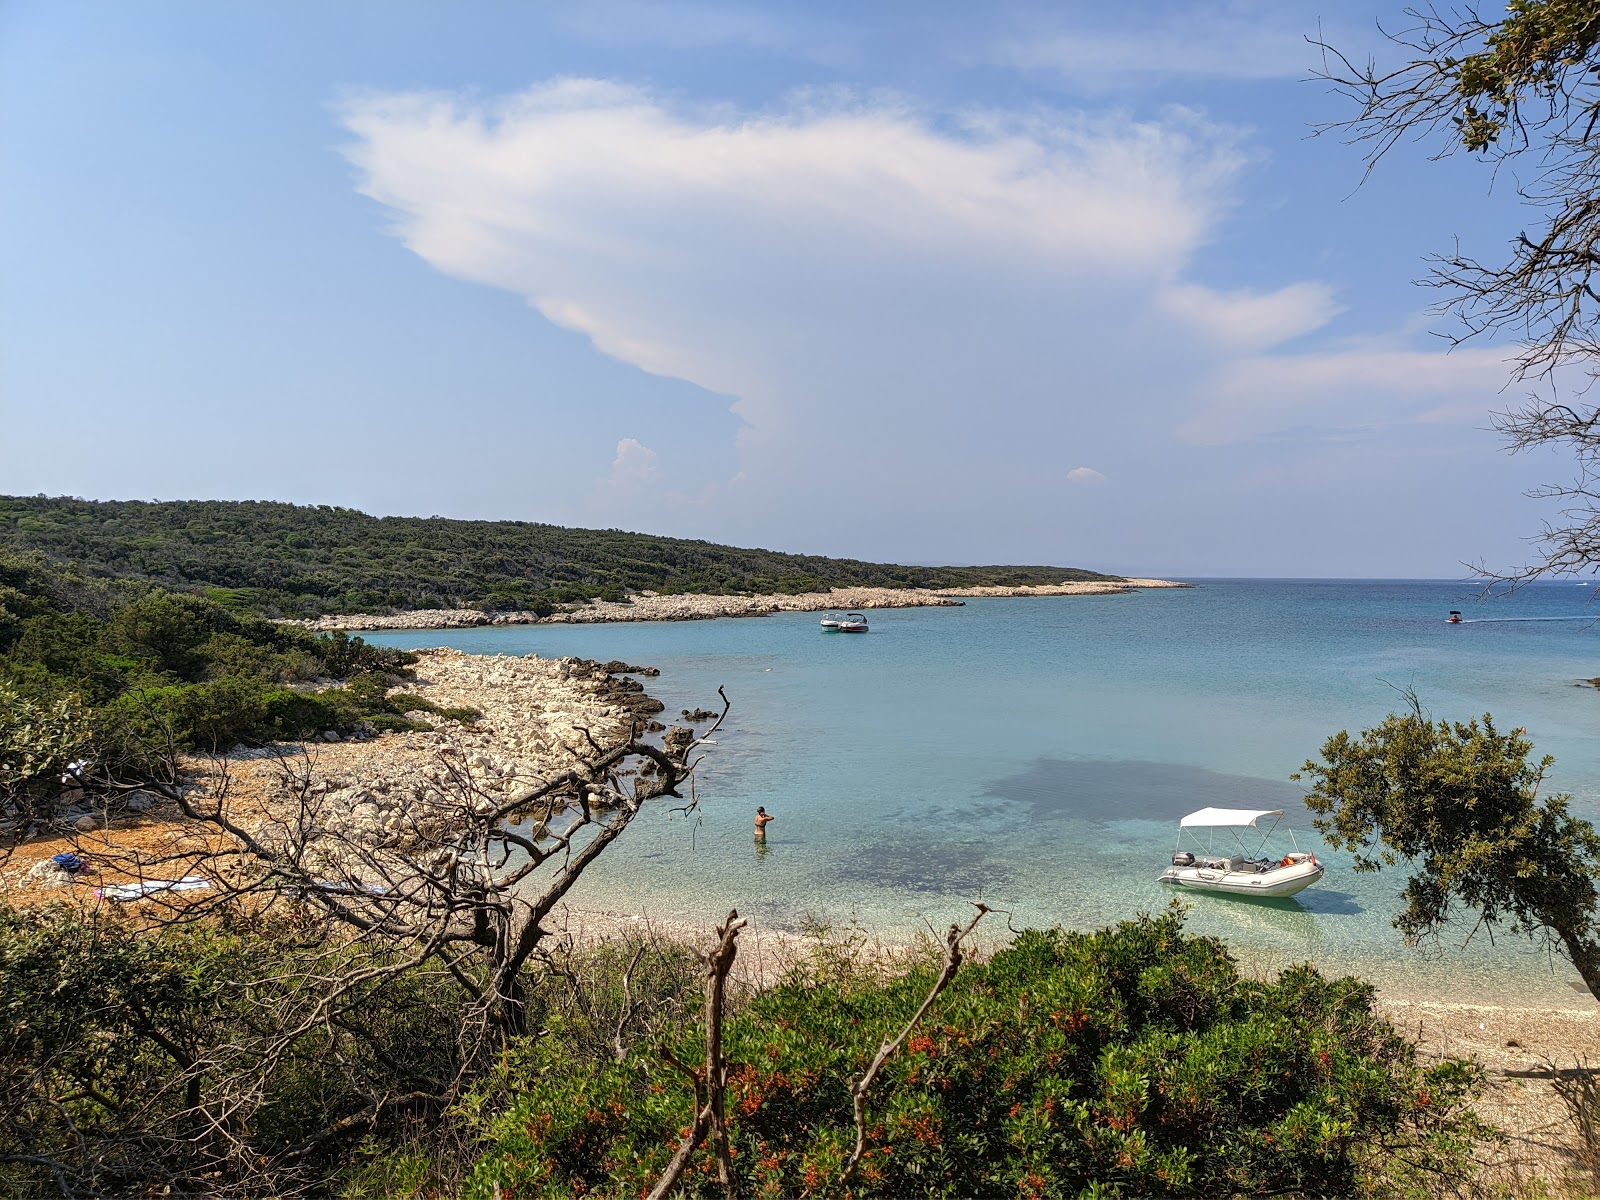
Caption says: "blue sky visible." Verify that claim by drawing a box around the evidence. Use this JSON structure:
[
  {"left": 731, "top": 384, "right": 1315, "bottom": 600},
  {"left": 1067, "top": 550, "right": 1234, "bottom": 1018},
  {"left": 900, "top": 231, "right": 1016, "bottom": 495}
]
[{"left": 0, "top": 1, "right": 1568, "bottom": 576}]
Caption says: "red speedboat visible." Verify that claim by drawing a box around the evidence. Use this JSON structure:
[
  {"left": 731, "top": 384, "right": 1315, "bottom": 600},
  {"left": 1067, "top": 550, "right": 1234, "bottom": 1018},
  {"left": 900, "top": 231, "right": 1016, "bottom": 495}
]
[{"left": 1447, "top": 610, "right": 1463, "bottom": 624}]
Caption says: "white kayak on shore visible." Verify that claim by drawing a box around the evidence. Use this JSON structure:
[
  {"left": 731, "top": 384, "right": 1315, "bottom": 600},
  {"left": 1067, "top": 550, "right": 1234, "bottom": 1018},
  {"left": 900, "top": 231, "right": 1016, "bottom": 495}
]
[{"left": 1155, "top": 807, "right": 1324, "bottom": 899}]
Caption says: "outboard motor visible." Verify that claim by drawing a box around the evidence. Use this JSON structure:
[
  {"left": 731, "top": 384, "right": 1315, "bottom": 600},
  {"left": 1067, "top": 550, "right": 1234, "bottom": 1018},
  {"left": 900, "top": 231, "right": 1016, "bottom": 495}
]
[{"left": 1171, "top": 851, "right": 1195, "bottom": 867}]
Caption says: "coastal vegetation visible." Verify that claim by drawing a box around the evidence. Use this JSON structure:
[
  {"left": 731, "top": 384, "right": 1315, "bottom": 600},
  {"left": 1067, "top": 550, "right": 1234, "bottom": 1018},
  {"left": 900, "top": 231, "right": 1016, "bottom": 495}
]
[
  {"left": 0, "top": 495, "right": 1118, "bottom": 618},
  {"left": 0, "top": 900, "right": 1490, "bottom": 1198},
  {"left": 0, "top": 548, "right": 432, "bottom": 814}
]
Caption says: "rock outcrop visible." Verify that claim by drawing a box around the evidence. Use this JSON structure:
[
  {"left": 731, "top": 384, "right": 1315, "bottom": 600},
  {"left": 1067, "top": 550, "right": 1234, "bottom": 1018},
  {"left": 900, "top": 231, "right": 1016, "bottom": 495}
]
[{"left": 225, "top": 647, "right": 687, "bottom": 861}]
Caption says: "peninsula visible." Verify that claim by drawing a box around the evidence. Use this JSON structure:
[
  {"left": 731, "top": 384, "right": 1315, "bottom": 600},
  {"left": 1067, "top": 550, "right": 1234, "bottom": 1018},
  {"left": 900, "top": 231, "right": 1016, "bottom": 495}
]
[{"left": 0, "top": 495, "right": 1181, "bottom": 623}]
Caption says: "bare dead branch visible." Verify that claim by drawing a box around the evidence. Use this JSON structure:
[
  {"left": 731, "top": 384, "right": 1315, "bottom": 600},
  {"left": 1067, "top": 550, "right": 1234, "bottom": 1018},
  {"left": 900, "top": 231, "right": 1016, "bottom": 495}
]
[
  {"left": 646, "top": 909, "right": 746, "bottom": 1200},
  {"left": 840, "top": 902, "right": 990, "bottom": 1185}
]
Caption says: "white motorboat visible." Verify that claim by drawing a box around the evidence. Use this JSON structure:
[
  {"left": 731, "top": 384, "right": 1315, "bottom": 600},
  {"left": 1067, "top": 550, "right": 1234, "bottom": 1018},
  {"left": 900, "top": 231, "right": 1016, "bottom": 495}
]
[
  {"left": 820, "top": 616, "right": 843, "bottom": 631},
  {"left": 1156, "top": 807, "right": 1324, "bottom": 899},
  {"left": 837, "top": 612, "right": 869, "bottom": 633}
]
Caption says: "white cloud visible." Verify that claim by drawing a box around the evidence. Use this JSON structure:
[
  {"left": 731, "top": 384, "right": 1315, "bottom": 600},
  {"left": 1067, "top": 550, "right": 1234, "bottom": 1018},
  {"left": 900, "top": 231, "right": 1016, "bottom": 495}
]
[
  {"left": 1158, "top": 280, "right": 1342, "bottom": 351},
  {"left": 337, "top": 80, "right": 1509, "bottom": 557},
  {"left": 588, "top": 436, "right": 664, "bottom": 516},
  {"left": 1066, "top": 466, "right": 1106, "bottom": 484},
  {"left": 608, "top": 436, "right": 661, "bottom": 485},
  {"left": 990, "top": 3, "right": 1344, "bottom": 86},
  {"left": 1179, "top": 342, "right": 1513, "bottom": 445},
  {"left": 338, "top": 82, "right": 1255, "bottom": 541}
]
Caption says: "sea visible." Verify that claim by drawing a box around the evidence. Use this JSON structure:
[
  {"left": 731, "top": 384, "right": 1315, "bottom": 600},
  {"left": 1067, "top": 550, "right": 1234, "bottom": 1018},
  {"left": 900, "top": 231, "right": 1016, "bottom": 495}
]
[{"left": 366, "top": 580, "right": 1600, "bottom": 1006}]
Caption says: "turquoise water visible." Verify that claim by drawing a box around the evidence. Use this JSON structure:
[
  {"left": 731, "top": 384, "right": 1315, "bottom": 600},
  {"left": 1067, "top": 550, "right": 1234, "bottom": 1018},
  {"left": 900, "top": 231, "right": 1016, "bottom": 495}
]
[{"left": 367, "top": 581, "right": 1600, "bottom": 1005}]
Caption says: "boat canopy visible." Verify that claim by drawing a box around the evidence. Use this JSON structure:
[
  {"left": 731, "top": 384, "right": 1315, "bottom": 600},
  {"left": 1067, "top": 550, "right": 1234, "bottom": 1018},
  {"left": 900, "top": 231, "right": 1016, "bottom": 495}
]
[{"left": 1179, "top": 807, "right": 1284, "bottom": 829}]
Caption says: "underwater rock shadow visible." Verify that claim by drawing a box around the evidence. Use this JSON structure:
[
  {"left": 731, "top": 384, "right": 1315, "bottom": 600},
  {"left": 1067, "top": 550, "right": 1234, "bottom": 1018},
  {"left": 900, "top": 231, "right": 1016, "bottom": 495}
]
[
  {"left": 825, "top": 836, "right": 1017, "bottom": 898},
  {"left": 1290, "top": 887, "right": 1363, "bottom": 916},
  {"left": 985, "top": 757, "right": 1306, "bottom": 825}
]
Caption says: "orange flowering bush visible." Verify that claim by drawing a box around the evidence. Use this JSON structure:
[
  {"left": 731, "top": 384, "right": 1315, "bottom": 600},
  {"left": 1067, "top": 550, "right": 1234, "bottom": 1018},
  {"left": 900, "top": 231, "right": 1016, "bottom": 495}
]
[{"left": 467, "top": 910, "right": 1486, "bottom": 1198}]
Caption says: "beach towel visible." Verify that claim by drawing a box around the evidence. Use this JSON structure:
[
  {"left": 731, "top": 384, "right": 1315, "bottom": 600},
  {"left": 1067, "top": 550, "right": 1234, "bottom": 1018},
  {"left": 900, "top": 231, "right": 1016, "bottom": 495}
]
[{"left": 95, "top": 876, "right": 210, "bottom": 902}]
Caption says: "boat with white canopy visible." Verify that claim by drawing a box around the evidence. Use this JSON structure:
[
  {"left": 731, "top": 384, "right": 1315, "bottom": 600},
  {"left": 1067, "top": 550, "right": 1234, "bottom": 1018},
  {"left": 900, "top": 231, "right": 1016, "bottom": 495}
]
[{"left": 1156, "top": 807, "right": 1324, "bottom": 899}]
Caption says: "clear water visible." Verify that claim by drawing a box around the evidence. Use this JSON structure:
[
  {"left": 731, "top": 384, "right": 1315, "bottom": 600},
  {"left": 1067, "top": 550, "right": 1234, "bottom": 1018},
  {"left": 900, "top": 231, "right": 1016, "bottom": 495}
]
[{"left": 365, "top": 581, "right": 1600, "bottom": 1005}]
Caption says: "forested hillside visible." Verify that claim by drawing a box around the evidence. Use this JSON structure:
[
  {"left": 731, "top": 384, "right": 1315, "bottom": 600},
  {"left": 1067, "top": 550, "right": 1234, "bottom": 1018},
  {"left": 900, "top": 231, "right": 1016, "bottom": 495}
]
[{"left": 0, "top": 496, "right": 1117, "bottom": 616}]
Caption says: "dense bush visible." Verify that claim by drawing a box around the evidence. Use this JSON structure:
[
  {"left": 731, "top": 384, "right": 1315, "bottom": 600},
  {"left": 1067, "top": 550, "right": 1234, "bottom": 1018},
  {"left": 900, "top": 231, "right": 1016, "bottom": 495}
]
[
  {"left": 0, "top": 684, "right": 89, "bottom": 794},
  {"left": 0, "top": 551, "right": 417, "bottom": 789},
  {"left": 0, "top": 900, "right": 1489, "bottom": 1199},
  {"left": 469, "top": 911, "right": 1487, "bottom": 1199},
  {"left": 0, "top": 902, "right": 474, "bottom": 1198},
  {"left": 0, "top": 496, "right": 1120, "bottom": 616}
]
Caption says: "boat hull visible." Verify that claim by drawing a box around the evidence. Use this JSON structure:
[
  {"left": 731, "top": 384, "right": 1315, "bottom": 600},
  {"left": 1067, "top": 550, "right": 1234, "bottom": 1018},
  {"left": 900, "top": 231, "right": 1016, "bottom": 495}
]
[{"left": 1157, "top": 859, "right": 1324, "bottom": 898}]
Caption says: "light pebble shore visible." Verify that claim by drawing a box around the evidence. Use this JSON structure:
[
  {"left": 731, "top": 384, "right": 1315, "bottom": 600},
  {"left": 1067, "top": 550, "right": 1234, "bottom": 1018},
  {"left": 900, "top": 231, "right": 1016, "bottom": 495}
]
[{"left": 285, "top": 579, "right": 1192, "bottom": 633}]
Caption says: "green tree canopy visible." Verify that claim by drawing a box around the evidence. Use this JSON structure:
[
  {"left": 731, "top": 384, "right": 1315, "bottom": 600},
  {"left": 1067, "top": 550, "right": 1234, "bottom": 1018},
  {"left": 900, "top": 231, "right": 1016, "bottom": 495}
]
[{"left": 1297, "top": 700, "right": 1600, "bottom": 996}]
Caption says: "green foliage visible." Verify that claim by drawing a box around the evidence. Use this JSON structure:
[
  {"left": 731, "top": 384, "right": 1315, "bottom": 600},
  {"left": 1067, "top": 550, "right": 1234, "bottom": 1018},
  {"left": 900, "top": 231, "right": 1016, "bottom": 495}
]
[
  {"left": 0, "top": 549, "right": 418, "bottom": 786},
  {"left": 0, "top": 902, "right": 476, "bottom": 1198},
  {"left": 0, "top": 903, "right": 1493, "bottom": 1199},
  {"left": 467, "top": 911, "right": 1488, "bottom": 1198},
  {"left": 0, "top": 683, "right": 90, "bottom": 794},
  {"left": 1446, "top": 0, "right": 1600, "bottom": 151},
  {"left": 0, "top": 902, "right": 249, "bottom": 1192},
  {"left": 0, "top": 496, "right": 1119, "bottom": 617},
  {"left": 1298, "top": 702, "right": 1600, "bottom": 995}
]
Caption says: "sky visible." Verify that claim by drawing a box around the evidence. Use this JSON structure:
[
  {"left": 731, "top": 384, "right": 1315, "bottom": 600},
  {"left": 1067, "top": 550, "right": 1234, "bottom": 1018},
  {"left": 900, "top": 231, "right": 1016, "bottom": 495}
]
[{"left": 0, "top": 0, "right": 1576, "bottom": 577}]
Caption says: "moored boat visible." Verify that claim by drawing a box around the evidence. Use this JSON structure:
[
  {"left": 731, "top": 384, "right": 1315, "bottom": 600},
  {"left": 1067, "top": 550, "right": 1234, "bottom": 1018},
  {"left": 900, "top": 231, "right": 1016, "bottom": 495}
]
[
  {"left": 837, "top": 612, "right": 869, "bottom": 632},
  {"left": 820, "top": 616, "right": 842, "bottom": 631},
  {"left": 1156, "top": 807, "right": 1324, "bottom": 899}
]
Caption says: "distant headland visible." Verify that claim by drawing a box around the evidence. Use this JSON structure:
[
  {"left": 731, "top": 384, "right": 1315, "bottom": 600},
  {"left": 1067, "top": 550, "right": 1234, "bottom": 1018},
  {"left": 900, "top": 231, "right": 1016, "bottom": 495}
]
[{"left": 0, "top": 495, "right": 1184, "bottom": 624}]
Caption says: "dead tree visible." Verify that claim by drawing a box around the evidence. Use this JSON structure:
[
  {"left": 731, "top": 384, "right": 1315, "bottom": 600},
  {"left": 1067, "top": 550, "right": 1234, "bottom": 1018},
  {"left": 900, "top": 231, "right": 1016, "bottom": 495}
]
[
  {"left": 840, "top": 903, "right": 989, "bottom": 1186},
  {"left": 14, "top": 687, "right": 732, "bottom": 1195},
  {"left": 104, "top": 691, "right": 729, "bottom": 1041},
  {"left": 647, "top": 909, "right": 746, "bottom": 1200}
]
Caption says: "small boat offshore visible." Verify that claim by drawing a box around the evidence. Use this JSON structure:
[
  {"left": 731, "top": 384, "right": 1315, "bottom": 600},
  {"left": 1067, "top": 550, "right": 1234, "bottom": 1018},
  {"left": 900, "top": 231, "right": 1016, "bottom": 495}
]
[
  {"left": 836, "top": 613, "right": 869, "bottom": 632},
  {"left": 1156, "top": 807, "right": 1323, "bottom": 899}
]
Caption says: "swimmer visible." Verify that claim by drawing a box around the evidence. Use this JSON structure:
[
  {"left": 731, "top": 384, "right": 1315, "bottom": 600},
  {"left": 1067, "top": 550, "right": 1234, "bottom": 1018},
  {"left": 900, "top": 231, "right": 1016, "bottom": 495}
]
[{"left": 754, "top": 806, "right": 775, "bottom": 841}]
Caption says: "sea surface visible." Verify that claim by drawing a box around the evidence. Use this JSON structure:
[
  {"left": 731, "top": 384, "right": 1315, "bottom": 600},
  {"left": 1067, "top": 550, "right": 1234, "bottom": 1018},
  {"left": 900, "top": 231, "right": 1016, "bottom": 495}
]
[{"left": 367, "top": 580, "right": 1600, "bottom": 1005}]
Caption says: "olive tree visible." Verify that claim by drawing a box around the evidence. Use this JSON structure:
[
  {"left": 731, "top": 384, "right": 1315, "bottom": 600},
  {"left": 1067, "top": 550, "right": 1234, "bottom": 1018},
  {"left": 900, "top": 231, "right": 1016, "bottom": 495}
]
[{"left": 1297, "top": 697, "right": 1600, "bottom": 996}]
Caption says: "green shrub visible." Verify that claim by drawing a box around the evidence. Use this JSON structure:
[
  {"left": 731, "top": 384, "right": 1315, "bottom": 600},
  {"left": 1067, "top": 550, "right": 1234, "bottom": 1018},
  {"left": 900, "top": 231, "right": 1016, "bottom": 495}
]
[
  {"left": 467, "top": 910, "right": 1488, "bottom": 1198},
  {"left": 367, "top": 713, "right": 428, "bottom": 734},
  {"left": 0, "top": 683, "right": 90, "bottom": 797},
  {"left": 262, "top": 688, "right": 344, "bottom": 739},
  {"left": 388, "top": 692, "right": 439, "bottom": 715},
  {"left": 0, "top": 902, "right": 247, "bottom": 1193},
  {"left": 109, "top": 590, "right": 233, "bottom": 681},
  {"left": 0, "top": 903, "right": 477, "bottom": 1199}
]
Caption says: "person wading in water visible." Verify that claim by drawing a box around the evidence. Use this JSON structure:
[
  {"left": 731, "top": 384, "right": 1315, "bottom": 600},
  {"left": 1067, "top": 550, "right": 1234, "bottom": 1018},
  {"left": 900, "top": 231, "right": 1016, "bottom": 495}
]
[{"left": 753, "top": 806, "right": 775, "bottom": 842}]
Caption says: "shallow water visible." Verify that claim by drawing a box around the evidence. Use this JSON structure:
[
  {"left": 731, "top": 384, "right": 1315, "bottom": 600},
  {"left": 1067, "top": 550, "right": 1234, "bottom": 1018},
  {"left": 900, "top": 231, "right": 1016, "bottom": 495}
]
[{"left": 367, "top": 580, "right": 1600, "bottom": 1005}]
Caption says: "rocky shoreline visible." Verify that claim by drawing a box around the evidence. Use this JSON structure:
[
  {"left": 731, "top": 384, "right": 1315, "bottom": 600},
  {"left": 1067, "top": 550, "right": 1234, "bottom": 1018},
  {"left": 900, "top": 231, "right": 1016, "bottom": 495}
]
[
  {"left": 285, "top": 578, "right": 1192, "bottom": 633},
  {"left": 1, "top": 647, "right": 681, "bottom": 892}
]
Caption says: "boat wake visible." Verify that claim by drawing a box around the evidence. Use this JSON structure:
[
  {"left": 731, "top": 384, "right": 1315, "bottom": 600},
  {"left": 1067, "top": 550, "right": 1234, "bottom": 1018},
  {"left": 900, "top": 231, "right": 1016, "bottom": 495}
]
[{"left": 1454, "top": 615, "right": 1596, "bottom": 623}]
